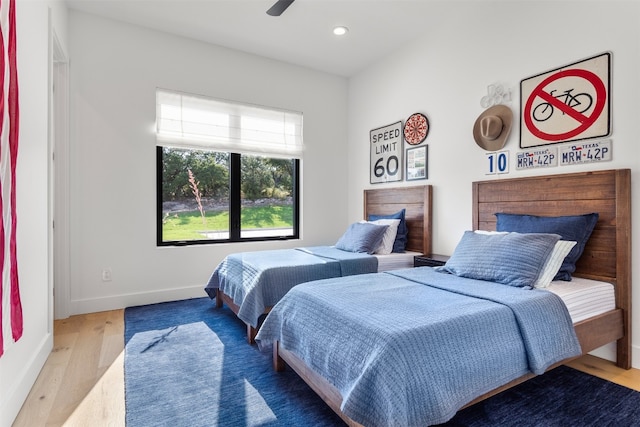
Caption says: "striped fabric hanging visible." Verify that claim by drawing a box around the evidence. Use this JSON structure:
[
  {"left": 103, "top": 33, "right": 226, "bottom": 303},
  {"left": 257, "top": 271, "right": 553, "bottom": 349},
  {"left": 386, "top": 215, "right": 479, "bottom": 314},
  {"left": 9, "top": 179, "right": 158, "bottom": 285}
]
[{"left": 0, "top": 0, "right": 21, "bottom": 358}]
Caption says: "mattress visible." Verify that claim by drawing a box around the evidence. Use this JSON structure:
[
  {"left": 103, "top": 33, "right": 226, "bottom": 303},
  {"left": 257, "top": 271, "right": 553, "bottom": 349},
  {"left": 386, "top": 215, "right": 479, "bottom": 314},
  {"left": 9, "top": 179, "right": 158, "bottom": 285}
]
[
  {"left": 375, "top": 250, "right": 421, "bottom": 272},
  {"left": 545, "top": 277, "right": 615, "bottom": 323}
]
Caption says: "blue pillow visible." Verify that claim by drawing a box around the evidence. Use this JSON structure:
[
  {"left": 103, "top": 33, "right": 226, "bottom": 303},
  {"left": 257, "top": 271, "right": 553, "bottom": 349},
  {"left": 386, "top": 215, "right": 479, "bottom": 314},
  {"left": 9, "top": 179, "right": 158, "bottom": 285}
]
[
  {"left": 368, "top": 209, "right": 407, "bottom": 253},
  {"left": 335, "top": 222, "right": 389, "bottom": 254},
  {"left": 438, "top": 231, "right": 561, "bottom": 288},
  {"left": 495, "top": 212, "right": 599, "bottom": 281}
]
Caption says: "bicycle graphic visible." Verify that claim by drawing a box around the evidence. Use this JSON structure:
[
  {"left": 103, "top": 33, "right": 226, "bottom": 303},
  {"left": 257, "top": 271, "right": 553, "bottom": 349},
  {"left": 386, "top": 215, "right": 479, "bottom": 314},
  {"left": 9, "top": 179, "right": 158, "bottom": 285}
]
[{"left": 532, "top": 88, "right": 593, "bottom": 122}]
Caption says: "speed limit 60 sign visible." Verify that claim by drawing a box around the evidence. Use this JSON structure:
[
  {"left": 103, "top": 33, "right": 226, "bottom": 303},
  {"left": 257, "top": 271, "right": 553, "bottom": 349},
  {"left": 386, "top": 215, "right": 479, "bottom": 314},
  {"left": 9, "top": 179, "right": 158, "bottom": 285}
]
[{"left": 370, "top": 121, "right": 403, "bottom": 184}]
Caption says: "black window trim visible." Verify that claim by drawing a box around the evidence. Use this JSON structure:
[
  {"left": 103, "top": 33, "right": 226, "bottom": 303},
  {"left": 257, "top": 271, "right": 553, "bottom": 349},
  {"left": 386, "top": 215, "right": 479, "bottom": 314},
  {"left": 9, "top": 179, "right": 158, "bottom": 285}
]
[{"left": 156, "top": 147, "right": 300, "bottom": 247}]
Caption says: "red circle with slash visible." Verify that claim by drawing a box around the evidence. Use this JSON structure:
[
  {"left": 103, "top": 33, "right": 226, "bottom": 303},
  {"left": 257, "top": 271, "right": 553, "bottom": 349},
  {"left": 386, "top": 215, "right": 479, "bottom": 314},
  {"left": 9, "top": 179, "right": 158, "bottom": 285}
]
[{"left": 524, "top": 69, "right": 606, "bottom": 142}]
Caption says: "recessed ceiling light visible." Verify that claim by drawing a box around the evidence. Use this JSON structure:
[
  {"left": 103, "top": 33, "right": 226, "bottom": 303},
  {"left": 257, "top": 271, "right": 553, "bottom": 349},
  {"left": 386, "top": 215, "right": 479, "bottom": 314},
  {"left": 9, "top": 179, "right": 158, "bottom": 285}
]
[{"left": 333, "top": 26, "right": 349, "bottom": 36}]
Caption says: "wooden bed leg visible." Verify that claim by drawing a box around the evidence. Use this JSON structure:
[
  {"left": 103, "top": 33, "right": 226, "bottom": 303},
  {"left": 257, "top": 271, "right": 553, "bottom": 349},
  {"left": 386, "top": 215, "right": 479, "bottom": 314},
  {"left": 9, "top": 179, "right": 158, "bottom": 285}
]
[
  {"left": 617, "top": 336, "right": 632, "bottom": 370},
  {"left": 215, "top": 289, "right": 223, "bottom": 308},
  {"left": 273, "top": 341, "right": 285, "bottom": 372},
  {"left": 247, "top": 324, "right": 258, "bottom": 345}
]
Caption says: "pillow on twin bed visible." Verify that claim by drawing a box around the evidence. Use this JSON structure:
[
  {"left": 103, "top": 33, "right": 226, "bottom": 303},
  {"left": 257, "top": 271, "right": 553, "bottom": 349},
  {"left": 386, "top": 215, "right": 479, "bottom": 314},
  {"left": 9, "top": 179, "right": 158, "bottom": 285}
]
[
  {"left": 495, "top": 212, "right": 599, "bottom": 281},
  {"left": 438, "top": 231, "right": 561, "bottom": 288},
  {"left": 471, "top": 230, "right": 577, "bottom": 288},
  {"left": 534, "top": 240, "right": 578, "bottom": 288},
  {"left": 368, "top": 209, "right": 407, "bottom": 253},
  {"left": 359, "top": 219, "right": 401, "bottom": 255},
  {"left": 335, "top": 222, "right": 389, "bottom": 254}
]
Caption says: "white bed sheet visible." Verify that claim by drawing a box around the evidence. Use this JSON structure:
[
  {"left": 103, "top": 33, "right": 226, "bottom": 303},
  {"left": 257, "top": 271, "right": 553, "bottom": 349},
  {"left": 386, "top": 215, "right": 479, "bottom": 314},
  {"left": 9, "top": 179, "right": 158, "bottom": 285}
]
[
  {"left": 375, "top": 251, "right": 421, "bottom": 272},
  {"left": 545, "top": 276, "right": 615, "bottom": 324}
]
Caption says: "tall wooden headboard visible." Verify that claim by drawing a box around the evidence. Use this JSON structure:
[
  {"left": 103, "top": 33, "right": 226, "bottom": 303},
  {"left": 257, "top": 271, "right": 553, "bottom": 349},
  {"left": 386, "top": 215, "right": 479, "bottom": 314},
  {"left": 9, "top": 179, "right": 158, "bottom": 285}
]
[
  {"left": 363, "top": 185, "right": 433, "bottom": 256},
  {"left": 472, "top": 169, "right": 631, "bottom": 369}
]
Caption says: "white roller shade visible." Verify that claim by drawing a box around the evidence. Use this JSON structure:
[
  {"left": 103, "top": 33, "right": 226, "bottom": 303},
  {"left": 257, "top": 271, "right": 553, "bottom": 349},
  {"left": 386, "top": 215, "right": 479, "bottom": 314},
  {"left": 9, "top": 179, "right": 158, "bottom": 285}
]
[{"left": 156, "top": 89, "right": 303, "bottom": 158}]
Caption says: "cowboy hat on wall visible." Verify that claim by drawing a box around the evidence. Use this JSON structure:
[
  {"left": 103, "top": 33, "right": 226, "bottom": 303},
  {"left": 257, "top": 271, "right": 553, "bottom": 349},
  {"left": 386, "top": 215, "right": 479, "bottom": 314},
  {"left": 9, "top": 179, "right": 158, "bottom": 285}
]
[{"left": 473, "top": 104, "right": 513, "bottom": 151}]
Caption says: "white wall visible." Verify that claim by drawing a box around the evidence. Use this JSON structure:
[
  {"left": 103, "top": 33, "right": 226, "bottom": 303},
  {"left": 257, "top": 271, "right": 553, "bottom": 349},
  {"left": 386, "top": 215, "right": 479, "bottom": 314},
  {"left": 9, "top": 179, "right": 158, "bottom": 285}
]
[
  {"left": 66, "top": 11, "right": 349, "bottom": 314},
  {"left": 347, "top": 1, "right": 640, "bottom": 368},
  {"left": 0, "top": 1, "right": 68, "bottom": 425}
]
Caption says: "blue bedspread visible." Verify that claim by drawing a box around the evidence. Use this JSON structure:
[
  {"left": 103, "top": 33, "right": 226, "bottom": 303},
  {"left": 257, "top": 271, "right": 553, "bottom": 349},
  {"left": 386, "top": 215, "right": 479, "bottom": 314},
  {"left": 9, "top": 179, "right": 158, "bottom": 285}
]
[
  {"left": 204, "top": 246, "right": 377, "bottom": 327},
  {"left": 255, "top": 267, "right": 581, "bottom": 427}
]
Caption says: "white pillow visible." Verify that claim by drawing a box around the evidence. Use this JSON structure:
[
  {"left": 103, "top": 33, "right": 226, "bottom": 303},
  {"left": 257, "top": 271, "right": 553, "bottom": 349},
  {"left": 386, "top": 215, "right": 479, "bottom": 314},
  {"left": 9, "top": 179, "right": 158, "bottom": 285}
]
[
  {"left": 360, "top": 219, "right": 400, "bottom": 255},
  {"left": 534, "top": 240, "right": 578, "bottom": 288}
]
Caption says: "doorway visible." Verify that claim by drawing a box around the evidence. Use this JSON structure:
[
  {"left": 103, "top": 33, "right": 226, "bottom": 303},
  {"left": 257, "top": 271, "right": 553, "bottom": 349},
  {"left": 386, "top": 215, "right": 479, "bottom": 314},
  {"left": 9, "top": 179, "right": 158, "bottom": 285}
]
[{"left": 50, "top": 27, "right": 69, "bottom": 321}]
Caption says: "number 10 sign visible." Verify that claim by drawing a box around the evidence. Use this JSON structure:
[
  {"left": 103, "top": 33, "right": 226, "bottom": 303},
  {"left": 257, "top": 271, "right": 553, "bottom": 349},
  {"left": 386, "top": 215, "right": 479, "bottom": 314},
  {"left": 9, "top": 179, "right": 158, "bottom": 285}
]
[
  {"left": 486, "top": 150, "right": 509, "bottom": 175},
  {"left": 370, "top": 121, "right": 403, "bottom": 184}
]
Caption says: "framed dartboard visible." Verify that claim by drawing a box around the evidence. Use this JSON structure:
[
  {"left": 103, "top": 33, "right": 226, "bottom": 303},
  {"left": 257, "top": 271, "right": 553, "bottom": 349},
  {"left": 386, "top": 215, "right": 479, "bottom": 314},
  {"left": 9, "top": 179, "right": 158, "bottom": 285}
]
[{"left": 403, "top": 113, "right": 429, "bottom": 145}]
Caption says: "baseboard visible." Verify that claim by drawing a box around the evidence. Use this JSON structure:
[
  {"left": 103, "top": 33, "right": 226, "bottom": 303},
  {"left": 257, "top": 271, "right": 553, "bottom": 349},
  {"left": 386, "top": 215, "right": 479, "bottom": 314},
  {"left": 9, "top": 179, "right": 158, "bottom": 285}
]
[
  {"left": 589, "top": 342, "right": 640, "bottom": 370},
  {"left": 66, "top": 285, "right": 207, "bottom": 317},
  {"left": 589, "top": 342, "right": 616, "bottom": 362},
  {"left": 1, "top": 332, "right": 53, "bottom": 427}
]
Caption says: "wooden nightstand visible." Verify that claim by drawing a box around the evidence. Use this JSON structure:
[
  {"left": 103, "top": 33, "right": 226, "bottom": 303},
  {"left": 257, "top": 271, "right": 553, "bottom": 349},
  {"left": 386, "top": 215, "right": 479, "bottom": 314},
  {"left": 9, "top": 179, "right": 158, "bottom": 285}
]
[{"left": 414, "top": 254, "right": 450, "bottom": 268}]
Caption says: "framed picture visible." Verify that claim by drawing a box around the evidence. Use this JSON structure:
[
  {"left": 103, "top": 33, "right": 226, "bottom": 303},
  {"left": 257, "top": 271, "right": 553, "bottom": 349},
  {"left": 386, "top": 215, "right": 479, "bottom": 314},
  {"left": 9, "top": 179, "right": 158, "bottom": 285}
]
[
  {"left": 370, "top": 121, "right": 403, "bottom": 184},
  {"left": 520, "top": 52, "right": 611, "bottom": 148},
  {"left": 406, "top": 145, "right": 427, "bottom": 181}
]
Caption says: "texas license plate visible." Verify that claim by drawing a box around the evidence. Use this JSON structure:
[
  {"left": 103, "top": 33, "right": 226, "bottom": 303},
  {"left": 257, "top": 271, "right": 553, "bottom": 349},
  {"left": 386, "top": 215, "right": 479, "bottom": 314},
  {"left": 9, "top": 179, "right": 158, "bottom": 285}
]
[
  {"left": 560, "top": 140, "right": 612, "bottom": 165},
  {"left": 516, "top": 147, "right": 558, "bottom": 170}
]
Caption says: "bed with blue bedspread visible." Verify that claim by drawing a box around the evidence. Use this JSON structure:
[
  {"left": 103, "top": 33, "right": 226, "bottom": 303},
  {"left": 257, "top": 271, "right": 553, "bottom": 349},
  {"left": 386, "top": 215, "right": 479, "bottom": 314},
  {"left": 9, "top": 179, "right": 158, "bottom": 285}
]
[
  {"left": 205, "top": 246, "right": 377, "bottom": 329},
  {"left": 256, "top": 267, "right": 581, "bottom": 427}
]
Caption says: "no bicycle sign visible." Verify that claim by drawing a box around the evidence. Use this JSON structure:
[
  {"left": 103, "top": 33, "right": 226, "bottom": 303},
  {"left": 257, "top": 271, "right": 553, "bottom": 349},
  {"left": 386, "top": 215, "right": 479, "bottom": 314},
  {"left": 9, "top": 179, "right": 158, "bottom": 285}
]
[{"left": 520, "top": 53, "right": 610, "bottom": 149}]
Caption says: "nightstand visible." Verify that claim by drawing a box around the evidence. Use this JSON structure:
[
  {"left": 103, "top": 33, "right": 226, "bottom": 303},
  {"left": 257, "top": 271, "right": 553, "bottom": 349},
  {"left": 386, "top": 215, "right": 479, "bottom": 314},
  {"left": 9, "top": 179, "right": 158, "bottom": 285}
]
[{"left": 414, "top": 254, "right": 450, "bottom": 268}]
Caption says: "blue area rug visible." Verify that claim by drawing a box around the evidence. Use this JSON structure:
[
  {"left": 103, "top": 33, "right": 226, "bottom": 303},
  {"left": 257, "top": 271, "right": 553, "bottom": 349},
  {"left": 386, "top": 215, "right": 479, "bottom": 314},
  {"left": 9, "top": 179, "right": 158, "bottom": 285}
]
[
  {"left": 124, "top": 297, "right": 343, "bottom": 427},
  {"left": 125, "top": 297, "right": 640, "bottom": 427}
]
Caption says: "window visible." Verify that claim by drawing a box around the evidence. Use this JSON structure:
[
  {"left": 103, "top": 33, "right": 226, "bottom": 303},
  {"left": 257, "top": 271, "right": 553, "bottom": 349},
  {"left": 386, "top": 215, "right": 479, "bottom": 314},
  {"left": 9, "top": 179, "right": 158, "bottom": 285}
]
[{"left": 156, "top": 89, "right": 302, "bottom": 246}]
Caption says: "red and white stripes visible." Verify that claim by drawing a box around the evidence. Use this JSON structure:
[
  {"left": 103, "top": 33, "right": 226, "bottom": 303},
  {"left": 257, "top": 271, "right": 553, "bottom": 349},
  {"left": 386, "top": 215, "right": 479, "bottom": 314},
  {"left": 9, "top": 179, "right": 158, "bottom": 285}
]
[{"left": 0, "top": 0, "right": 21, "bottom": 358}]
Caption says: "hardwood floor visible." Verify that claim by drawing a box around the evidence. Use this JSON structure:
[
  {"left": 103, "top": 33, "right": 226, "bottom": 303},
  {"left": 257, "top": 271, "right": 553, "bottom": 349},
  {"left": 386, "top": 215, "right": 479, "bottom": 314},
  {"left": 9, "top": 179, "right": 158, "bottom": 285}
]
[
  {"left": 12, "top": 310, "right": 125, "bottom": 427},
  {"left": 11, "top": 309, "right": 640, "bottom": 427}
]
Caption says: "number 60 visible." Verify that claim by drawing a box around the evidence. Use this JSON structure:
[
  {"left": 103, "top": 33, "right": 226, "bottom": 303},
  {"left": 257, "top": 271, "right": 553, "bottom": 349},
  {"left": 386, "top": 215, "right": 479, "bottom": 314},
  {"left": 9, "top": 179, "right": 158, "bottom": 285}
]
[{"left": 374, "top": 155, "right": 400, "bottom": 178}]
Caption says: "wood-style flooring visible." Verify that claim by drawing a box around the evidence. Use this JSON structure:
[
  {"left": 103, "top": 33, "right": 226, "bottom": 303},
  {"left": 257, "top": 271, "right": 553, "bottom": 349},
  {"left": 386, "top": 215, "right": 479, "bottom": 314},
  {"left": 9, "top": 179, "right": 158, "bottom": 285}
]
[{"left": 11, "top": 309, "right": 640, "bottom": 427}]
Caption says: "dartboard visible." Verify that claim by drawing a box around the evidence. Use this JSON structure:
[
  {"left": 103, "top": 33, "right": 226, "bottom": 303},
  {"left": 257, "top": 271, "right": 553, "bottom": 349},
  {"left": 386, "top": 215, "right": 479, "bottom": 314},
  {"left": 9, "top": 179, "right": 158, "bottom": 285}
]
[{"left": 404, "top": 113, "right": 429, "bottom": 145}]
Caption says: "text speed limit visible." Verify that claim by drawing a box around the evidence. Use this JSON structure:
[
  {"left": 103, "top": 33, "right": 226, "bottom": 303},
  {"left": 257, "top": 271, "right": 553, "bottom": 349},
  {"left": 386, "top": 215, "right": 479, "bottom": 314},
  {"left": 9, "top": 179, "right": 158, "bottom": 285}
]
[{"left": 370, "top": 121, "right": 403, "bottom": 183}]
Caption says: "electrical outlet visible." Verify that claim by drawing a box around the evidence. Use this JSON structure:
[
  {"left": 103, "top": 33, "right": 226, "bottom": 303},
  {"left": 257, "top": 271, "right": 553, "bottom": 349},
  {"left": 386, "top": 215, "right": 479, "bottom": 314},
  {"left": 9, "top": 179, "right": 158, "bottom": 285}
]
[{"left": 102, "top": 268, "right": 112, "bottom": 282}]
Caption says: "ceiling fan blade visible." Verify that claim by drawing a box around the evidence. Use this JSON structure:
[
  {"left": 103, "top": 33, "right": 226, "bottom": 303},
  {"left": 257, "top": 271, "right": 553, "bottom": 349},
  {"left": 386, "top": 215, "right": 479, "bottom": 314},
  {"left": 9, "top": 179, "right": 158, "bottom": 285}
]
[{"left": 266, "top": 0, "right": 295, "bottom": 16}]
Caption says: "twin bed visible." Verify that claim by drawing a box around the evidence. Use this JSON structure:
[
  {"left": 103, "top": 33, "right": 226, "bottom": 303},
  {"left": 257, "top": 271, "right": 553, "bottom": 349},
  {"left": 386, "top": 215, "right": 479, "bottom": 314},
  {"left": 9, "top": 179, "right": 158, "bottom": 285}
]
[
  {"left": 254, "top": 169, "right": 632, "bottom": 426},
  {"left": 205, "top": 185, "right": 433, "bottom": 343}
]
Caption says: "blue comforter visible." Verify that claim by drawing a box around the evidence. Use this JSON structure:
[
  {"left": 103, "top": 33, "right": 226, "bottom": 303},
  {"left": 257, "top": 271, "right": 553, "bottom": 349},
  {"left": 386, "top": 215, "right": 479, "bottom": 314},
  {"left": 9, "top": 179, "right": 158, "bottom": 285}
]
[
  {"left": 255, "top": 267, "right": 581, "bottom": 427},
  {"left": 205, "top": 246, "right": 377, "bottom": 327}
]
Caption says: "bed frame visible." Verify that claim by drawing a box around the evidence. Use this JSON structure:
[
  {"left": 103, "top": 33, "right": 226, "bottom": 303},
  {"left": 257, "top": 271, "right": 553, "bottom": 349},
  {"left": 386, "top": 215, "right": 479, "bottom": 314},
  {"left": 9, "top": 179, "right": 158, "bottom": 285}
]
[
  {"left": 273, "top": 169, "right": 631, "bottom": 426},
  {"left": 363, "top": 185, "right": 433, "bottom": 256},
  {"left": 217, "top": 184, "right": 433, "bottom": 343}
]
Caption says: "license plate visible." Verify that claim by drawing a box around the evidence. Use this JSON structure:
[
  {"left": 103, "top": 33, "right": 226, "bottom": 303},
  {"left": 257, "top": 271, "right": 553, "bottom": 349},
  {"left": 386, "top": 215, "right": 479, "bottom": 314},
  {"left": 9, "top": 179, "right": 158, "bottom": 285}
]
[
  {"left": 516, "top": 147, "right": 558, "bottom": 170},
  {"left": 560, "top": 140, "right": 612, "bottom": 165}
]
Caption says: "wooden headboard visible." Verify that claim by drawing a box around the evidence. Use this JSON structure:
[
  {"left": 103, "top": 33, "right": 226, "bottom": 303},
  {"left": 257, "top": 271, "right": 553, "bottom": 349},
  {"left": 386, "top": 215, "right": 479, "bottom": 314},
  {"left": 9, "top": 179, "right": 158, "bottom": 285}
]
[
  {"left": 472, "top": 169, "right": 631, "bottom": 368},
  {"left": 363, "top": 185, "right": 433, "bottom": 256}
]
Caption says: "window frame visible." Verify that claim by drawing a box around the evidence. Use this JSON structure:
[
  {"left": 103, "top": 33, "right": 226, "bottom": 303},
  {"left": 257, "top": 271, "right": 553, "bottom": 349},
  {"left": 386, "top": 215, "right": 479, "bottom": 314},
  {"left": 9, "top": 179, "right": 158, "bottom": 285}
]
[{"left": 156, "top": 148, "right": 300, "bottom": 247}]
